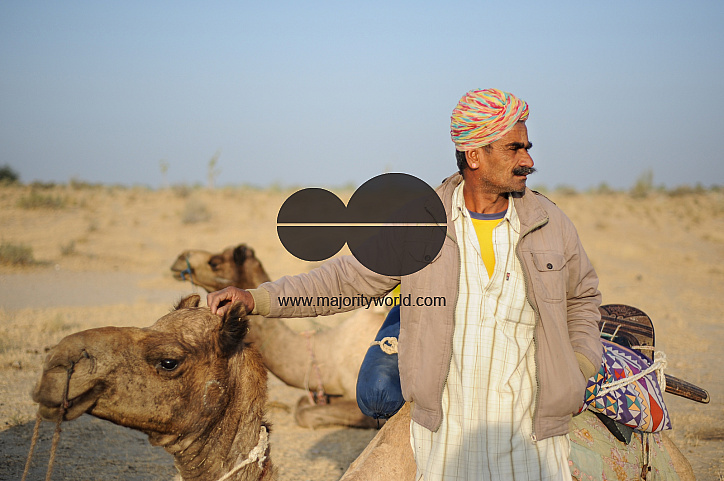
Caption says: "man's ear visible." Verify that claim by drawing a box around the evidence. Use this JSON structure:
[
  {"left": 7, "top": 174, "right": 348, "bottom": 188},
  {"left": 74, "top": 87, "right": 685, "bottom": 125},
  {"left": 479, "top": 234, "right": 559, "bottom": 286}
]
[{"left": 465, "top": 149, "right": 480, "bottom": 170}]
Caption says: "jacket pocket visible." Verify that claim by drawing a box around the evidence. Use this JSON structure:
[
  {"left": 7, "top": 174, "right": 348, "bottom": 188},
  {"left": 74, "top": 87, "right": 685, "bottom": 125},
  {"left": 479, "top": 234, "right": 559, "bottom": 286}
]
[{"left": 529, "top": 251, "right": 567, "bottom": 302}]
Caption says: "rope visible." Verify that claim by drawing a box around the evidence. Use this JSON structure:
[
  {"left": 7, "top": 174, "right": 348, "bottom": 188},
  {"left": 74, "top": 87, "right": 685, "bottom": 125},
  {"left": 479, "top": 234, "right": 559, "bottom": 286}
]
[
  {"left": 23, "top": 362, "right": 74, "bottom": 481},
  {"left": 599, "top": 321, "right": 621, "bottom": 341},
  {"left": 20, "top": 413, "right": 42, "bottom": 481},
  {"left": 45, "top": 419, "right": 63, "bottom": 481},
  {"left": 180, "top": 255, "right": 198, "bottom": 292},
  {"left": 597, "top": 350, "right": 667, "bottom": 397},
  {"left": 300, "top": 331, "right": 327, "bottom": 405},
  {"left": 214, "top": 426, "right": 269, "bottom": 481},
  {"left": 640, "top": 432, "right": 652, "bottom": 480},
  {"left": 370, "top": 336, "right": 398, "bottom": 355}
]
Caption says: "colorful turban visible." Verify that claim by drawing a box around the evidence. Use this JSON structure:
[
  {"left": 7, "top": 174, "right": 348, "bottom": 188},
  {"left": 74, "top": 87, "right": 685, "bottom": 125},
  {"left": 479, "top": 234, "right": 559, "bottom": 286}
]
[{"left": 450, "top": 88, "right": 529, "bottom": 151}]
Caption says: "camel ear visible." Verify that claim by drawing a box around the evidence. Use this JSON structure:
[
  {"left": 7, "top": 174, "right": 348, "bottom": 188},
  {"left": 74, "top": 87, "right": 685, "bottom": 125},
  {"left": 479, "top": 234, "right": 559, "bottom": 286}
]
[
  {"left": 176, "top": 294, "right": 201, "bottom": 310},
  {"left": 233, "top": 245, "right": 248, "bottom": 266},
  {"left": 219, "top": 302, "right": 250, "bottom": 355}
]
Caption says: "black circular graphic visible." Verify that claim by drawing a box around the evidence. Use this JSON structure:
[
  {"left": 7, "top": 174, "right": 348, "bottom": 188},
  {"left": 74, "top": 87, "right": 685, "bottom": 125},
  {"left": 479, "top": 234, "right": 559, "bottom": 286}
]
[
  {"left": 277, "top": 188, "right": 349, "bottom": 262},
  {"left": 277, "top": 173, "right": 446, "bottom": 276}
]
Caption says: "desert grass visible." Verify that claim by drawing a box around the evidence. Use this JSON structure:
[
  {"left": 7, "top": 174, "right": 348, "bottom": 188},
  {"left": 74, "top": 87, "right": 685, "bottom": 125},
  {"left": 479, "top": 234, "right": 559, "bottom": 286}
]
[
  {"left": 16, "top": 190, "right": 68, "bottom": 209},
  {"left": 0, "top": 241, "right": 36, "bottom": 266}
]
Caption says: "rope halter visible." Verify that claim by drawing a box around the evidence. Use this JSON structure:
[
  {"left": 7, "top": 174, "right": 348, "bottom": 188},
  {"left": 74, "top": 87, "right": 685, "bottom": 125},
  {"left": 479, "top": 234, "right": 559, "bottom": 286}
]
[{"left": 215, "top": 425, "right": 269, "bottom": 481}]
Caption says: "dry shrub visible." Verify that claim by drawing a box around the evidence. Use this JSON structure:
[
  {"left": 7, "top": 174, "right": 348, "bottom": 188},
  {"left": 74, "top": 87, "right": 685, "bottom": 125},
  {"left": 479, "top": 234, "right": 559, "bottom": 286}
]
[
  {"left": 629, "top": 169, "right": 654, "bottom": 199},
  {"left": 667, "top": 185, "right": 707, "bottom": 197},
  {"left": 553, "top": 185, "right": 579, "bottom": 197},
  {"left": 17, "top": 190, "right": 67, "bottom": 209},
  {"left": 60, "top": 240, "right": 77, "bottom": 256},
  {"left": 172, "top": 184, "right": 194, "bottom": 198},
  {"left": 591, "top": 182, "right": 616, "bottom": 195},
  {"left": 181, "top": 198, "right": 212, "bottom": 224},
  {"left": 0, "top": 165, "right": 19, "bottom": 184},
  {"left": 0, "top": 241, "right": 35, "bottom": 265},
  {"left": 42, "top": 313, "right": 80, "bottom": 334}
]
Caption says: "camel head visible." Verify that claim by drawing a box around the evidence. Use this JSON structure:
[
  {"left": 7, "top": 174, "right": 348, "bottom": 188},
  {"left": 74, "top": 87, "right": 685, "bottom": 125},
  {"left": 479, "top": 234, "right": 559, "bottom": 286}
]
[
  {"left": 32, "top": 294, "right": 273, "bottom": 480},
  {"left": 171, "top": 244, "right": 271, "bottom": 292}
]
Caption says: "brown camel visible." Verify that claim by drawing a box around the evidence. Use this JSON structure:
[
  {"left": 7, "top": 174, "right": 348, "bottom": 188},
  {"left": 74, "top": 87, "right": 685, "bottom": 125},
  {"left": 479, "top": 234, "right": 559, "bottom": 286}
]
[
  {"left": 171, "top": 244, "right": 388, "bottom": 429},
  {"left": 339, "top": 404, "right": 696, "bottom": 481},
  {"left": 171, "top": 244, "right": 271, "bottom": 292},
  {"left": 32, "top": 294, "right": 275, "bottom": 481}
]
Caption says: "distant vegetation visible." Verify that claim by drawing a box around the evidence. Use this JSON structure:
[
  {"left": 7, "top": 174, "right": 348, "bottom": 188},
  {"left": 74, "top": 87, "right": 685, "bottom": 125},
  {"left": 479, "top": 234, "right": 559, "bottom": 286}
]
[
  {"left": 0, "top": 241, "right": 36, "bottom": 266},
  {"left": 629, "top": 169, "right": 655, "bottom": 199},
  {"left": 16, "top": 190, "right": 68, "bottom": 209},
  {"left": 0, "top": 165, "right": 20, "bottom": 184},
  {"left": 181, "top": 198, "right": 212, "bottom": 224},
  {"left": 0, "top": 164, "right": 720, "bottom": 197},
  {"left": 530, "top": 169, "right": 722, "bottom": 199}
]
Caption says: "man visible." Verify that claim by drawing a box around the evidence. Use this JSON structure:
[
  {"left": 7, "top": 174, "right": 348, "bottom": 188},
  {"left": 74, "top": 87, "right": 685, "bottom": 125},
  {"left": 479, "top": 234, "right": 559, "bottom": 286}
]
[{"left": 208, "top": 88, "right": 603, "bottom": 480}]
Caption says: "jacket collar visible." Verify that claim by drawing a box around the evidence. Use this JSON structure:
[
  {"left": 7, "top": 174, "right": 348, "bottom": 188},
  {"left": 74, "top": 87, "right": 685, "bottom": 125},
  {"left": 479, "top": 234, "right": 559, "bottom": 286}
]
[
  {"left": 436, "top": 172, "right": 549, "bottom": 238},
  {"left": 436, "top": 173, "right": 464, "bottom": 243},
  {"left": 511, "top": 188, "right": 549, "bottom": 235}
]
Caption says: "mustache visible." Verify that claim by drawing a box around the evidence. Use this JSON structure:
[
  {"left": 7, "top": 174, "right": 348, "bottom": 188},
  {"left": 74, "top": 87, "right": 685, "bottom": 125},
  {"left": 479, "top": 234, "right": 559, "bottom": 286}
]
[{"left": 513, "top": 166, "right": 537, "bottom": 176}]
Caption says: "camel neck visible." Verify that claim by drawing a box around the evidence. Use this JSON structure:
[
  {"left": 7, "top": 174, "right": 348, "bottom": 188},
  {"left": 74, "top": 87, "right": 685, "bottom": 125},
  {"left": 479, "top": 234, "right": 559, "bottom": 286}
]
[
  {"left": 169, "top": 403, "right": 269, "bottom": 481},
  {"left": 168, "top": 351, "right": 271, "bottom": 481}
]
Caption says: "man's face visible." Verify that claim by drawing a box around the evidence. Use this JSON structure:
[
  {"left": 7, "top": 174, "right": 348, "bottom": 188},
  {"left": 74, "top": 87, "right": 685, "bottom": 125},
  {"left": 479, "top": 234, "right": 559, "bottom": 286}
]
[{"left": 464, "top": 122, "right": 535, "bottom": 194}]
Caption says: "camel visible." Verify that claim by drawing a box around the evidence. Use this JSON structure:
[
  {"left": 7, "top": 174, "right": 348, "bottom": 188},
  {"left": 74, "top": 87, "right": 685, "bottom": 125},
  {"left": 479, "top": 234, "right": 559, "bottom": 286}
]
[
  {"left": 171, "top": 244, "right": 271, "bottom": 292},
  {"left": 32, "top": 294, "right": 275, "bottom": 481},
  {"left": 171, "top": 244, "right": 388, "bottom": 429},
  {"left": 339, "top": 404, "right": 696, "bottom": 481}
]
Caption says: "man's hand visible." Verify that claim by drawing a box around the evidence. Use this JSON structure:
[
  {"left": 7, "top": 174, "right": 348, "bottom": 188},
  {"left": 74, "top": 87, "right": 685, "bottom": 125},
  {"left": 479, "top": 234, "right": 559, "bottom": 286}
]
[{"left": 207, "top": 287, "right": 255, "bottom": 317}]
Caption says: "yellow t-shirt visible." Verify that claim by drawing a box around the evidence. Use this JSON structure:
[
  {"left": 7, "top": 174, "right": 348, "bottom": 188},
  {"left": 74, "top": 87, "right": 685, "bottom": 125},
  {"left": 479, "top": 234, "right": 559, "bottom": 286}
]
[{"left": 469, "top": 209, "right": 507, "bottom": 278}]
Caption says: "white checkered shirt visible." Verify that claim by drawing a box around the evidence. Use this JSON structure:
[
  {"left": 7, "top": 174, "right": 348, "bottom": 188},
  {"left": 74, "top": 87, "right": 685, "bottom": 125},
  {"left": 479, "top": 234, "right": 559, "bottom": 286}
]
[{"left": 410, "top": 182, "right": 571, "bottom": 481}]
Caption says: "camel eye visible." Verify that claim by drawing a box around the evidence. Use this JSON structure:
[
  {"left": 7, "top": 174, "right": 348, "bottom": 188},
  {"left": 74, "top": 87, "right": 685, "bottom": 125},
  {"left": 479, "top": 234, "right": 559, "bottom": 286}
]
[{"left": 158, "top": 359, "right": 179, "bottom": 371}]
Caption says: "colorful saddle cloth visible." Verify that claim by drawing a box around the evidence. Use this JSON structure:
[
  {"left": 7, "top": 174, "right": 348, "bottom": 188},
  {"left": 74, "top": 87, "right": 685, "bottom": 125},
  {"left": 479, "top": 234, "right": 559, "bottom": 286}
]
[
  {"left": 569, "top": 410, "right": 680, "bottom": 481},
  {"left": 582, "top": 339, "right": 671, "bottom": 432}
]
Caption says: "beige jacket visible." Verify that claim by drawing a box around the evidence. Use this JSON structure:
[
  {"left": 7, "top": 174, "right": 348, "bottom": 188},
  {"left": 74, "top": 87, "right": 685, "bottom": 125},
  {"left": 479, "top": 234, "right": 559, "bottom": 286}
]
[{"left": 252, "top": 173, "right": 603, "bottom": 440}]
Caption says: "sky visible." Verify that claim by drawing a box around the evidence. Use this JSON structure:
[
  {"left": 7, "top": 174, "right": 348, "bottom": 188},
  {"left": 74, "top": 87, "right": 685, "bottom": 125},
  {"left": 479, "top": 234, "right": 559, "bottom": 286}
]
[{"left": 1, "top": 0, "right": 723, "bottom": 191}]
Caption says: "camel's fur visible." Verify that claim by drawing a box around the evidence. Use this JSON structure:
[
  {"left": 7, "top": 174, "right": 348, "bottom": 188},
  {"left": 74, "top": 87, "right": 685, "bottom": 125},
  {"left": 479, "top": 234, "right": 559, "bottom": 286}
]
[
  {"left": 339, "top": 405, "right": 695, "bottom": 481},
  {"left": 32, "top": 294, "right": 275, "bottom": 481},
  {"left": 171, "top": 244, "right": 387, "bottom": 429}
]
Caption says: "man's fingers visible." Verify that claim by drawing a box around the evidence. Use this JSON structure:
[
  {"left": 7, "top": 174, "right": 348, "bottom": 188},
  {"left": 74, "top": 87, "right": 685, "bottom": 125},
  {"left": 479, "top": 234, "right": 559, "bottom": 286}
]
[
  {"left": 207, "top": 289, "right": 230, "bottom": 315},
  {"left": 207, "top": 287, "right": 246, "bottom": 316},
  {"left": 207, "top": 291, "right": 220, "bottom": 314},
  {"left": 216, "top": 302, "right": 232, "bottom": 317}
]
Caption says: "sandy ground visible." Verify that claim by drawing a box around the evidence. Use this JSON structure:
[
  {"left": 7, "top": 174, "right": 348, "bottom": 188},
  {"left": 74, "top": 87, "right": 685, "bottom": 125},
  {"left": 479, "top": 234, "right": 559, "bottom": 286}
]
[{"left": 0, "top": 183, "right": 722, "bottom": 480}]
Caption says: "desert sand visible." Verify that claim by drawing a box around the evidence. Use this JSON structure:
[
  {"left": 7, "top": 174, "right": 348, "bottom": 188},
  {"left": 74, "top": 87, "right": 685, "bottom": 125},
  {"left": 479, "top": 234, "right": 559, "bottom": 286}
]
[{"left": 1, "top": 182, "right": 722, "bottom": 480}]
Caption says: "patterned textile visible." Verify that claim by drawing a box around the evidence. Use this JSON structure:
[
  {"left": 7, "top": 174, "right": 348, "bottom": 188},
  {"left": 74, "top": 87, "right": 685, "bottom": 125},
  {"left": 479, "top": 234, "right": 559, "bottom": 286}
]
[
  {"left": 409, "top": 182, "right": 570, "bottom": 481},
  {"left": 569, "top": 410, "right": 680, "bottom": 481},
  {"left": 450, "top": 88, "right": 529, "bottom": 151},
  {"left": 582, "top": 340, "right": 671, "bottom": 432}
]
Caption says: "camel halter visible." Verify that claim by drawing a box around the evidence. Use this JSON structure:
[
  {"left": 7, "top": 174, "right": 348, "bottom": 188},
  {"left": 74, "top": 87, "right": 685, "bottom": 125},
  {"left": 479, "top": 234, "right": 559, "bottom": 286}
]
[
  {"left": 214, "top": 425, "right": 269, "bottom": 481},
  {"left": 22, "top": 361, "right": 75, "bottom": 481},
  {"left": 180, "top": 254, "right": 198, "bottom": 291}
]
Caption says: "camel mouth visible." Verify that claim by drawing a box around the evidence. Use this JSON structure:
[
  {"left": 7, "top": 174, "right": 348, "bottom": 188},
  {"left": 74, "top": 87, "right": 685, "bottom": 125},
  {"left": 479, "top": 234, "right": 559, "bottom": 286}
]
[
  {"left": 34, "top": 381, "right": 102, "bottom": 422},
  {"left": 171, "top": 270, "right": 190, "bottom": 281},
  {"left": 36, "top": 390, "right": 99, "bottom": 422}
]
